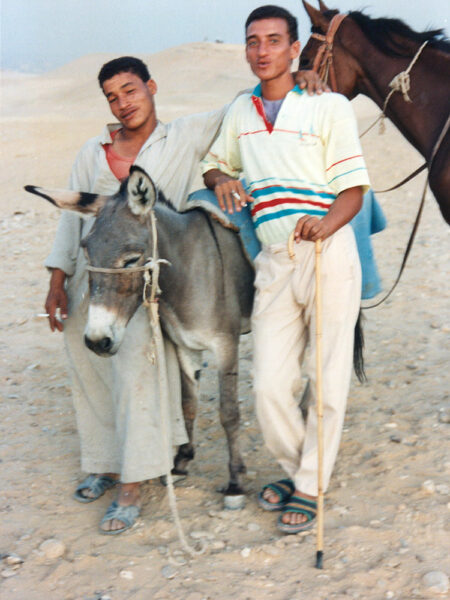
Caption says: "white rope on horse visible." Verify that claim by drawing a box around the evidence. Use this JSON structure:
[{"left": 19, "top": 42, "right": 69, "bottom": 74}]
[
  {"left": 360, "top": 40, "right": 429, "bottom": 137},
  {"left": 388, "top": 39, "right": 429, "bottom": 103}
]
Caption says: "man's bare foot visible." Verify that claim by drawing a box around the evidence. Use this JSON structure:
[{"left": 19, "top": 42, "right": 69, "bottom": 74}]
[
  {"left": 281, "top": 490, "right": 317, "bottom": 525},
  {"left": 99, "top": 482, "right": 142, "bottom": 533}
]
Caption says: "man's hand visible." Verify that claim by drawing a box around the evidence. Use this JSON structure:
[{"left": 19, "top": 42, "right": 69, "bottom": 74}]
[
  {"left": 294, "top": 215, "right": 331, "bottom": 242},
  {"left": 294, "top": 186, "right": 364, "bottom": 243},
  {"left": 45, "top": 268, "right": 68, "bottom": 332},
  {"left": 295, "top": 70, "right": 330, "bottom": 95},
  {"left": 203, "top": 169, "right": 252, "bottom": 214}
]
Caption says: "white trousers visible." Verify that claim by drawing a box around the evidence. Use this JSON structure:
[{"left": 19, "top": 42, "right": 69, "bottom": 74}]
[
  {"left": 64, "top": 292, "right": 188, "bottom": 483},
  {"left": 252, "top": 225, "right": 361, "bottom": 496}
]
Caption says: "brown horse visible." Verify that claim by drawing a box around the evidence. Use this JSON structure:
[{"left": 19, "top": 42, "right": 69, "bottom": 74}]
[{"left": 299, "top": 1, "right": 450, "bottom": 224}]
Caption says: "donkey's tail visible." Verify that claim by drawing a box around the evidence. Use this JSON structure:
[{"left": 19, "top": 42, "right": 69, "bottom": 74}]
[{"left": 353, "top": 310, "right": 366, "bottom": 383}]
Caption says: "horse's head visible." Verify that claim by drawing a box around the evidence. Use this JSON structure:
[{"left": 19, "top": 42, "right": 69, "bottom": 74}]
[
  {"left": 300, "top": 1, "right": 362, "bottom": 99},
  {"left": 25, "top": 166, "right": 159, "bottom": 356}
]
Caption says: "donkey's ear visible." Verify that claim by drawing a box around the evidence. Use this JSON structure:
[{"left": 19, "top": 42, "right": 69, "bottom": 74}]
[
  {"left": 24, "top": 185, "right": 108, "bottom": 216},
  {"left": 126, "top": 166, "right": 157, "bottom": 216},
  {"left": 302, "top": 1, "right": 329, "bottom": 30}
]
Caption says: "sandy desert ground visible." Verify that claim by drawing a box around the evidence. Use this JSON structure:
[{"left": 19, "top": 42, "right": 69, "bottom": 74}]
[{"left": 1, "top": 43, "right": 449, "bottom": 600}]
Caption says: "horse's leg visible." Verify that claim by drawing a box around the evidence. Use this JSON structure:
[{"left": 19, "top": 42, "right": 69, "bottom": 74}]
[
  {"left": 173, "top": 347, "right": 201, "bottom": 475},
  {"left": 216, "top": 337, "right": 246, "bottom": 496}
]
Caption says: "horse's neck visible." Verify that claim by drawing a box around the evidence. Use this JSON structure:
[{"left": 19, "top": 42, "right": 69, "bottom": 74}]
[{"left": 353, "top": 41, "right": 449, "bottom": 159}]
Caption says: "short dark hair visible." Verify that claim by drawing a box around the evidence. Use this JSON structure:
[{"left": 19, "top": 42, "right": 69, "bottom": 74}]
[
  {"left": 245, "top": 5, "right": 298, "bottom": 43},
  {"left": 98, "top": 56, "right": 151, "bottom": 89}
]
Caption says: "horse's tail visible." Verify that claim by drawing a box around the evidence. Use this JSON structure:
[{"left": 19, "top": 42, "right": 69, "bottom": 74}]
[{"left": 353, "top": 309, "right": 366, "bottom": 383}]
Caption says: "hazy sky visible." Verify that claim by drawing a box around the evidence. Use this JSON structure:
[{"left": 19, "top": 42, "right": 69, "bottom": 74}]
[{"left": 1, "top": 0, "right": 448, "bottom": 73}]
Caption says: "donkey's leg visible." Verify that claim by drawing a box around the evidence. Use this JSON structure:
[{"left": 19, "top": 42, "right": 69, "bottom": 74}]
[
  {"left": 216, "top": 338, "right": 246, "bottom": 496},
  {"left": 173, "top": 347, "right": 201, "bottom": 475}
]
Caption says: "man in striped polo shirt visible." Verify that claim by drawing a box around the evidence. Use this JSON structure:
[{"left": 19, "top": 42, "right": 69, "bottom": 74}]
[{"left": 203, "top": 4, "right": 370, "bottom": 534}]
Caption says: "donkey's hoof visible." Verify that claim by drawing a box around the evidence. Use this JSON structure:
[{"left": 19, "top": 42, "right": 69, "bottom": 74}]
[
  {"left": 224, "top": 494, "right": 245, "bottom": 510},
  {"left": 159, "top": 471, "right": 188, "bottom": 487},
  {"left": 219, "top": 482, "right": 245, "bottom": 496}
]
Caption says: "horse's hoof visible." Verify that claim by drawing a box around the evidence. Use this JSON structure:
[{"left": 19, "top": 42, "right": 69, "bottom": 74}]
[{"left": 224, "top": 494, "right": 245, "bottom": 510}]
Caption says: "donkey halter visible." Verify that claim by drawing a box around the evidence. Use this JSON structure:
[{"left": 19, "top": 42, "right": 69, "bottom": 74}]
[
  {"left": 310, "top": 13, "right": 347, "bottom": 92},
  {"left": 85, "top": 209, "right": 169, "bottom": 306}
]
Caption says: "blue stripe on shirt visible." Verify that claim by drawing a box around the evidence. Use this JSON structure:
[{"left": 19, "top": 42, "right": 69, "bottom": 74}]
[
  {"left": 327, "top": 167, "right": 367, "bottom": 184},
  {"left": 248, "top": 176, "right": 332, "bottom": 190},
  {"left": 254, "top": 208, "right": 326, "bottom": 227}
]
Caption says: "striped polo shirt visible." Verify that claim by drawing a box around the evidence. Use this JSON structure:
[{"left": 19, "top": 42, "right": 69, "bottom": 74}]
[{"left": 202, "top": 84, "right": 370, "bottom": 246}]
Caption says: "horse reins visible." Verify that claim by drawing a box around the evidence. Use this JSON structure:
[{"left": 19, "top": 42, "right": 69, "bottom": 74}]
[
  {"left": 364, "top": 114, "right": 449, "bottom": 309},
  {"left": 309, "top": 13, "right": 449, "bottom": 309}
]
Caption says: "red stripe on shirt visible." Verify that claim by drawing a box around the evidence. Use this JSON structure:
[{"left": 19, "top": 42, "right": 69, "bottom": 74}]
[
  {"left": 326, "top": 154, "right": 362, "bottom": 172},
  {"left": 238, "top": 129, "right": 269, "bottom": 139},
  {"left": 207, "top": 151, "right": 232, "bottom": 170},
  {"left": 274, "top": 129, "right": 320, "bottom": 138},
  {"left": 251, "top": 196, "right": 331, "bottom": 215},
  {"left": 237, "top": 128, "right": 320, "bottom": 139}
]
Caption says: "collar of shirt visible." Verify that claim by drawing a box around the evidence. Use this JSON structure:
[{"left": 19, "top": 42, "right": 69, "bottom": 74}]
[
  {"left": 98, "top": 121, "right": 168, "bottom": 149},
  {"left": 251, "top": 82, "right": 304, "bottom": 99}
]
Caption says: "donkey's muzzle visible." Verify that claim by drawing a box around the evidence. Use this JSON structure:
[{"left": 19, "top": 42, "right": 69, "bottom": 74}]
[{"left": 84, "top": 334, "right": 115, "bottom": 356}]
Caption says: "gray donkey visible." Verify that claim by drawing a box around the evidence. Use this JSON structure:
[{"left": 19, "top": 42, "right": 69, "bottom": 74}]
[{"left": 26, "top": 166, "right": 255, "bottom": 497}]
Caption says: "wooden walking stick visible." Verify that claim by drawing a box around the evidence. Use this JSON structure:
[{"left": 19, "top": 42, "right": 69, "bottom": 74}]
[
  {"left": 314, "top": 239, "right": 324, "bottom": 569},
  {"left": 287, "top": 233, "right": 325, "bottom": 568}
]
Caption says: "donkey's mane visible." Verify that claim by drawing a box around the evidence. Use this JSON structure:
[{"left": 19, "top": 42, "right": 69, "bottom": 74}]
[
  {"left": 317, "top": 9, "right": 449, "bottom": 57},
  {"left": 156, "top": 190, "right": 177, "bottom": 211}
]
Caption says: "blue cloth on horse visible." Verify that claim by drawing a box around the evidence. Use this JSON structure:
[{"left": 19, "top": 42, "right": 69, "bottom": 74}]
[
  {"left": 187, "top": 188, "right": 386, "bottom": 300},
  {"left": 350, "top": 189, "right": 387, "bottom": 299}
]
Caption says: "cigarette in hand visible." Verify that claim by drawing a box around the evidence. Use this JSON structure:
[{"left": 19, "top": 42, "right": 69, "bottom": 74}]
[
  {"left": 232, "top": 191, "right": 247, "bottom": 206},
  {"left": 36, "top": 310, "right": 63, "bottom": 322}
]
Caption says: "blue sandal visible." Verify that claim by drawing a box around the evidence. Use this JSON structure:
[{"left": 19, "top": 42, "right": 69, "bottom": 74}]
[
  {"left": 73, "top": 474, "right": 117, "bottom": 503},
  {"left": 99, "top": 500, "right": 141, "bottom": 535},
  {"left": 257, "top": 478, "right": 295, "bottom": 511},
  {"left": 277, "top": 494, "right": 317, "bottom": 534}
]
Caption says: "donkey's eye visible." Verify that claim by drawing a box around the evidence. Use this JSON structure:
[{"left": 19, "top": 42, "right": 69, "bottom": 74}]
[{"left": 122, "top": 255, "right": 141, "bottom": 268}]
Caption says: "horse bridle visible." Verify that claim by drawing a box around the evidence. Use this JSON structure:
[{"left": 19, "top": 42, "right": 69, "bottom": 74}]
[{"left": 310, "top": 13, "right": 347, "bottom": 91}]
